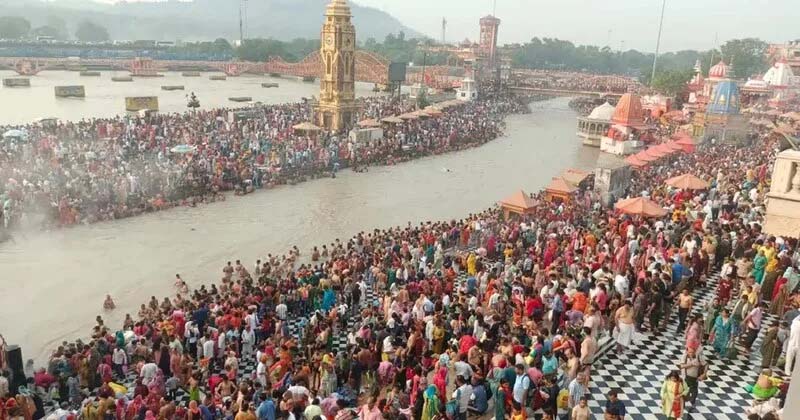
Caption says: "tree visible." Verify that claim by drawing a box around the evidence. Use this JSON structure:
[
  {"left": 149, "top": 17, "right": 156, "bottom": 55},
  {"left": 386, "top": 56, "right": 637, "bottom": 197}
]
[
  {"left": 650, "top": 69, "right": 694, "bottom": 96},
  {"left": 212, "top": 38, "right": 234, "bottom": 54},
  {"left": 75, "top": 21, "right": 110, "bottom": 42},
  {"left": 0, "top": 16, "right": 31, "bottom": 39},
  {"left": 33, "top": 25, "right": 66, "bottom": 40},
  {"left": 720, "top": 38, "right": 769, "bottom": 79}
]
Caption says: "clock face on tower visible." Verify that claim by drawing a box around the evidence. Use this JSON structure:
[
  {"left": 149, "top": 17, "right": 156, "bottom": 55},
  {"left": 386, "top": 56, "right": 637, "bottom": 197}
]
[{"left": 325, "top": 35, "right": 334, "bottom": 46}]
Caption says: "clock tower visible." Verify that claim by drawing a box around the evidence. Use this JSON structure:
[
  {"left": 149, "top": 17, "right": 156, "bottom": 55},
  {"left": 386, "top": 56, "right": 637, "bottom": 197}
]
[{"left": 316, "top": 0, "right": 359, "bottom": 131}]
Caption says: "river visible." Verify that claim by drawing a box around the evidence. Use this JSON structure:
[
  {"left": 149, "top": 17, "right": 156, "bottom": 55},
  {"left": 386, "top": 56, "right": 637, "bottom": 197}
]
[
  {"left": 0, "top": 75, "right": 597, "bottom": 364},
  {"left": 0, "top": 70, "right": 382, "bottom": 125}
]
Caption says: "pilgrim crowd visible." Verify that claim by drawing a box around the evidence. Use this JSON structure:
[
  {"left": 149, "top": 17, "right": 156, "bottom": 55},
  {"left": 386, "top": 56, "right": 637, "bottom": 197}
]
[
  {"left": 0, "top": 89, "right": 528, "bottom": 231},
  {"left": 1, "top": 109, "right": 799, "bottom": 420},
  {"left": 512, "top": 70, "right": 649, "bottom": 95}
]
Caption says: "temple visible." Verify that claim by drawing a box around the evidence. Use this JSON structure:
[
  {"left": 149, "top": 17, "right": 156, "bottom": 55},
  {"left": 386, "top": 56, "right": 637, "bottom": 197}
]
[
  {"left": 577, "top": 102, "right": 615, "bottom": 146},
  {"left": 699, "top": 79, "right": 749, "bottom": 143},
  {"left": 315, "top": 0, "right": 360, "bottom": 131},
  {"left": 600, "top": 93, "right": 650, "bottom": 155}
]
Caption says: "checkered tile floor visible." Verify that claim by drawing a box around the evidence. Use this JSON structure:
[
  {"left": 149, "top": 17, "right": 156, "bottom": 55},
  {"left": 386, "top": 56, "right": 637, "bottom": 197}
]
[{"left": 586, "top": 273, "right": 784, "bottom": 419}]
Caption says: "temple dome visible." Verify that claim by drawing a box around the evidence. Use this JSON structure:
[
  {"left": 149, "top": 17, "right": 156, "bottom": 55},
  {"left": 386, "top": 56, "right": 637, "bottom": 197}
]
[
  {"left": 587, "top": 102, "right": 615, "bottom": 121},
  {"left": 707, "top": 80, "right": 741, "bottom": 115},
  {"left": 709, "top": 60, "right": 729, "bottom": 80},
  {"left": 611, "top": 93, "right": 645, "bottom": 127},
  {"left": 763, "top": 60, "right": 795, "bottom": 87}
]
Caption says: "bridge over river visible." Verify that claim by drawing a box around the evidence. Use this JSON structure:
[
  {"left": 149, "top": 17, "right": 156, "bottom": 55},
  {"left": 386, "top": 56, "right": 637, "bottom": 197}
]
[{"left": 0, "top": 52, "right": 463, "bottom": 90}]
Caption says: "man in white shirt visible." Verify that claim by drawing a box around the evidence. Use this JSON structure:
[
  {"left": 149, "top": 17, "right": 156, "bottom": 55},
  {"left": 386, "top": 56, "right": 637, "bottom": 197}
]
[
  {"left": 112, "top": 347, "right": 127, "bottom": 379},
  {"left": 202, "top": 334, "right": 216, "bottom": 361},
  {"left": 275, "top": 302, "right": 288, "bottom": 321},
  {"left": 451, "top": 376, "right": 473, "bottom": 420},
  {"left": 512, "top": 364, "right": 530, "bottom": 407},
  {"left": 613, "top": 274, "right": 629, "bottom": 298},
  {"left": 140, "top": 362, "right": 158, "bottom": 385},
  {"left": 241, "top": 325, "right": 255, "bottom": 358}
]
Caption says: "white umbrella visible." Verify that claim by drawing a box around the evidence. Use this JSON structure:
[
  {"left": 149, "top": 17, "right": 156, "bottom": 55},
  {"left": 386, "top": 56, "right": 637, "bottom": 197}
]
[
  {"left": 170, "top": 144, "right": 197, "bottom": 154},
  {"left": 3, "top": 129, "right": 24, "bottom": 138}
]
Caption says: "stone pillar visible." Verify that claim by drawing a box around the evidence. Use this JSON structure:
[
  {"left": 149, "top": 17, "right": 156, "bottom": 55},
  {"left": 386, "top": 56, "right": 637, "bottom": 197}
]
[
  {"left": 763, "top": 150, "right": 800, "bottom": 237},
  {"left": 786, "top": 360, "right": 800, "bottom": 419}
]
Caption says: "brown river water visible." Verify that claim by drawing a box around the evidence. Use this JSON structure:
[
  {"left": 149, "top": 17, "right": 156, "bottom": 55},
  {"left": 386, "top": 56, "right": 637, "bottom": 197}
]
[{"left": 0, "top": 72, "right": 598, "bottom": 363}]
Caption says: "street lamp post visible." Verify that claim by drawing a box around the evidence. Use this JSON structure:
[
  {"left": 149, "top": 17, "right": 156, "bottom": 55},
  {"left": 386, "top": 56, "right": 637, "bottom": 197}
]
[{"left": 651, "top": 0, "right": 667, "bottom": 85}]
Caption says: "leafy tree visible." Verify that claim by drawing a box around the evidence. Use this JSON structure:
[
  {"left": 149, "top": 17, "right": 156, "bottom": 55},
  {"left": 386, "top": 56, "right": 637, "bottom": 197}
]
[
  {"left": 212, "top": 38, "right": 233, "bottom": 54},
  {"left": 650, "top": 69, "right": 694, "bottom": 96},
  {"left": 75, "top": 20, "right": 110, "bottom": 42},
  {"left": 46, "top": 15, "right": 68, "bottom": 36},
  {"left": 720, "top": 38, "right": 769, "bottom": 79},
  {"left": 33, "top": 25, "right": 66, "bottom": 40},
  {"left": 0, "top": 16, "right": 31, "bottom": 39}
]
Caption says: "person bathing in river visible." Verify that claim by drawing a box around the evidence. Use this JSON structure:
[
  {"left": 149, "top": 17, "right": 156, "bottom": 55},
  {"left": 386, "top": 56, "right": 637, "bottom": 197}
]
[{"left": 103, "top": 294, "right": 116, "bottom": 310}]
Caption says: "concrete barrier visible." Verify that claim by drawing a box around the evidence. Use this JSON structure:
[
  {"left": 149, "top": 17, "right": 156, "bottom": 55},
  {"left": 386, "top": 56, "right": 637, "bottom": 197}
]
[
  {"left": 55, "top": 86, "right": 86, "bottom": 98},
  {"left": 125, "top": 96, "right": 159, "bottom": 112},
  {"left": 3, "top": 78, "right": 30, "bottom": 87}
]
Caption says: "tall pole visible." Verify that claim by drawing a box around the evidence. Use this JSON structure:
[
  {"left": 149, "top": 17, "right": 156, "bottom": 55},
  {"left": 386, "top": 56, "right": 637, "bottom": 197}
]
[
  {"left": 421, "top": 52, "right": 427, "bottom": 88},
  {"left": 650, "top": 0, "right": 666, "bottom": 85},
  {"left": 239, "top": 0, "right": 244, "bottom": 44}
]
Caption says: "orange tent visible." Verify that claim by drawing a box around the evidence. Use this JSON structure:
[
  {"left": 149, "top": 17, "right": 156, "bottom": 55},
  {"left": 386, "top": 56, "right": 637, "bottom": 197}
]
[
  {"left": 625, "top": 155, "right": 647, "bottom": 168},
  {"left": 357, "top": 118, "right": 382, "bottom": 128},
  {"left": 499, "top": 190, "right": 537, "bottom": 217},
  {"left": 615, "top": 196, "right": 667, "bottom": 218},
  {"left": 544, "top": 177, "right": 578, "bottom": 203},
  {"left": 673, "top": 134, "right": 697, "bottom": 153},
  {"left": 665, "top": 141, "right": 685, "bottom": 152},
  {"left": 561, "top": 169, "right": 591, "bottom": 187},
  {"left": 634, "top": 151, "right": 659, "bottom": 162},
  {"left": 652, "top": 143, "right": 675, "bottom": 155},
  {"left": 665, "top": 173, "right": 709, "bottom": 190},
  {"left": 642, "top": 147, "right": 669, "bottom": 159}
]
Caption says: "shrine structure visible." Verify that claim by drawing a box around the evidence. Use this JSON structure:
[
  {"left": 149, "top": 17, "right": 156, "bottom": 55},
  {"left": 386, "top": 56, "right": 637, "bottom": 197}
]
[
  {"left": 600, "top": 93, "right": 650, "bottom": 155},
  {"left": 577, "top": 102, "right": 615, "bottom": 147},
  {"left": 692, "top": 61, "right": 748, "bottom": 142}
]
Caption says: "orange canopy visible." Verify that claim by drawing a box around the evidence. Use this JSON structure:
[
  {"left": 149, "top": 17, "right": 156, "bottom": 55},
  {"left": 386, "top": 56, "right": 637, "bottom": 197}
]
[
  {"left": 499, "top": 190, "right": 537, "bottom": 215},
  {"left": 665, "top": 141, "right": 685, "bottom": 152},
  {"left": 673, "top": 134, "right": 696, "bottom": 152},
  {"left": 625, "top": 155, "right": 647, "bottom": 167},
  {"left": 634, "top": 151, "right": 659, "bottom": 162},
  {"left": 665, "top": 173, "right": 709, "bottom": 190},
  {"left": 545, "top": 177, "right": 578, "bottom": 194},
  {"left": 642, "top": 147, "right": 669, "bottom": 159},
  {"left": 357, "top": 118, "right": 382, "bottom": 128},
  {"left": 615, "top": 196, "right": 668, "bottom": 218},
  {"left": 560, "top": 169, "right": 591, "bottom": 186},
  {"left": 652, "top": 143, "right": 675, "bottom": 155}
]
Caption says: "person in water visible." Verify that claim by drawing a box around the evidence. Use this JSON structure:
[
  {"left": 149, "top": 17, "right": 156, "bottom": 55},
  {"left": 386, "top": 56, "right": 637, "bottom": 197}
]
[{"left": 103, "top": 294, "right": 116, "bottom": 310}]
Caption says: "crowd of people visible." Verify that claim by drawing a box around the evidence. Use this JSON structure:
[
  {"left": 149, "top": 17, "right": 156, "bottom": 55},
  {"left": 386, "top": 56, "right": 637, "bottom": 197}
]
[
  {"left": 1, "top": 100, "right": 799, "bottom": 420},
  {"left": 0, "top": 90, "right": 528, "bottom": 232},
  {"left": 512, "top": 70, "right": 651, "bottom": 95}
]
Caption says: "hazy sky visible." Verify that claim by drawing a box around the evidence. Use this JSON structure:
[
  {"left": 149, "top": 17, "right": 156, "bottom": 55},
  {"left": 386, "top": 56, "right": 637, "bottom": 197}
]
[
  {"left": 91, "top": 0, "right": 798, "bottom": 51},
  {"left": 355, "top": 0, "right": 798, "bottom": 52}
]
